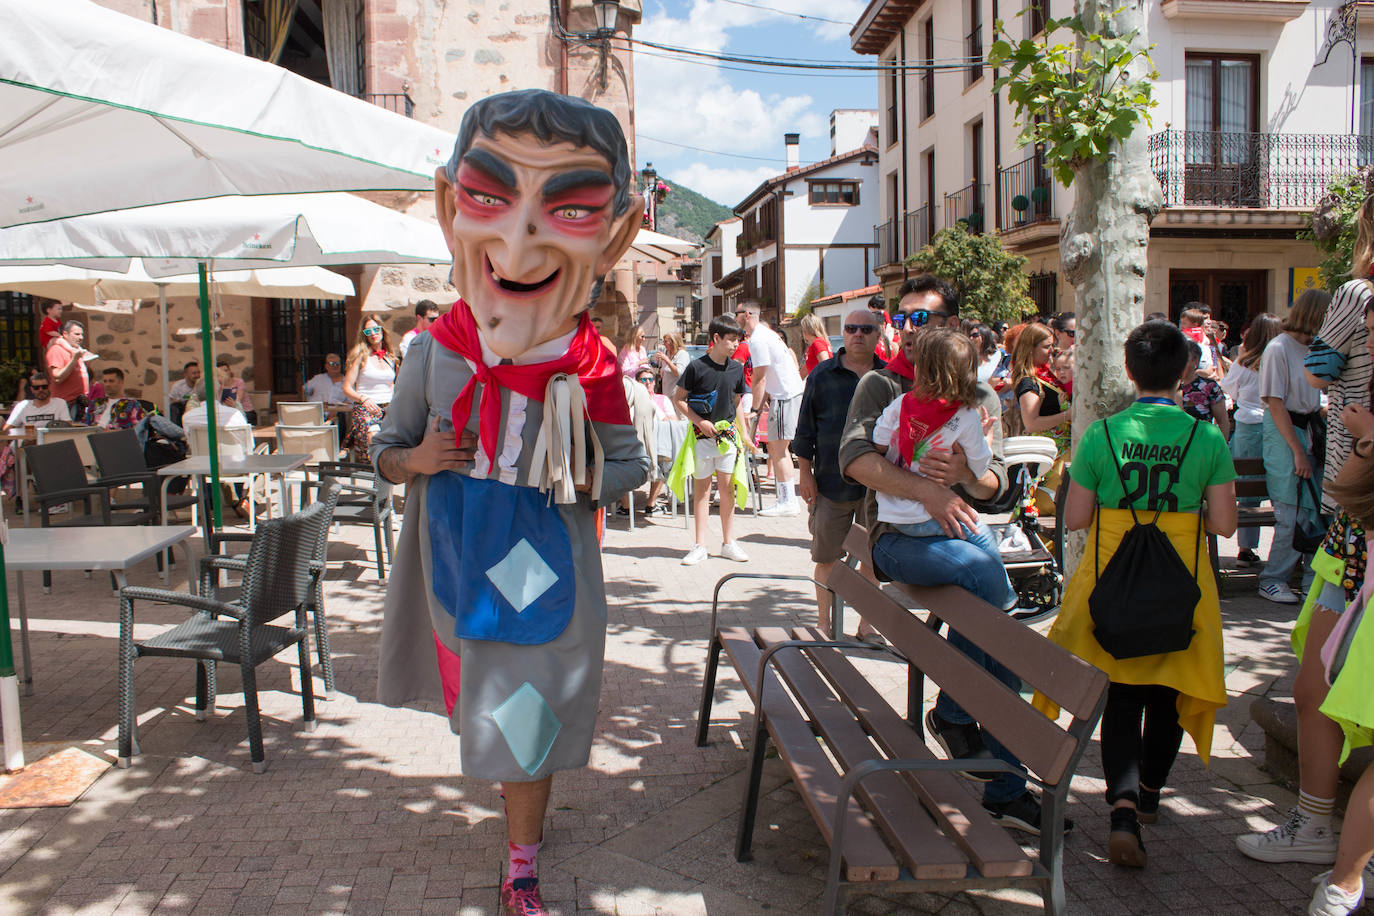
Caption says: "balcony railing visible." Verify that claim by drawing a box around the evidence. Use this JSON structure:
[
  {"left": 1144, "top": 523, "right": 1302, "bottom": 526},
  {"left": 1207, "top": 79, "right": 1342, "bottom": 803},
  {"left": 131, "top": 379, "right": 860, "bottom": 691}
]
[
  {"left": 999, "top": 155, "right": 1055, "bottom": 229},
  {"left": 875, "top": 219, "right": 899, "bottom": 268},
  {"left": 903, "top": 204, "right": 935, "bottom": 258},
  {"left": 359, "top": 91, "right": 415, "bottom": 118},
  {"left": 966, "top": 27, "right": 983, "bottom": 83},
  {"left": 944, "top": 183, "right": 988, "bottom": 232},
  {"left": 1148, "top": 130, "right": 1374, "bottom": 209}
]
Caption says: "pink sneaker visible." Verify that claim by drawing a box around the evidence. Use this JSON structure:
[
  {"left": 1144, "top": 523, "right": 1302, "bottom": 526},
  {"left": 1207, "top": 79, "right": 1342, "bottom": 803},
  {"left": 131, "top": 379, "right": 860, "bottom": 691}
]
[{"left": 501, "top": 877, "right": 549, "bottom": 916}]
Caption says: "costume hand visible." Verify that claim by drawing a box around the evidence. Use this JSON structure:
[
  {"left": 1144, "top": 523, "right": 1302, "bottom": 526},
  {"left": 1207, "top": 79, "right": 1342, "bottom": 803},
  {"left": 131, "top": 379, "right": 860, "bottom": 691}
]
[
  {"left": 1342, "top": 403, "right": 1374, "bottom": 441},
  {"left": 1293, "top": 448, "right": 1312, "bottom": 479},
  {"left": 917, "top": 444, "right": 971, "bottom": 488},
  {"left": 798, "top": 467, "right": 817, "bottom": 505},
  {"left": 409, "top": 416, "right": 476, "bottom": 475},
  {"left": 920, "top": 485, "right": 979, "bottom": 539}
]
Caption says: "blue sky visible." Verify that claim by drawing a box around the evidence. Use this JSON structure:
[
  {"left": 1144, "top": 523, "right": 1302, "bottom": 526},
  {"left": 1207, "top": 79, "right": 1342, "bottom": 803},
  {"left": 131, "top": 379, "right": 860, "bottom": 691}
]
[{"left": 633, "top": 0, "right": 875, "bottom": 209}]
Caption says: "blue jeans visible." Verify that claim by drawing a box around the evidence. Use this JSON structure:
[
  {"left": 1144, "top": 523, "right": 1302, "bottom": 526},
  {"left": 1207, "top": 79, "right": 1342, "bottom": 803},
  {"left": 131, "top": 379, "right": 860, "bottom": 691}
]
[
  {"left": 1260, "top": 499, "right": 1318, "bottom": 591},
  {"left": 872, "top": 523, "right": 1026, "bottom": 804}
]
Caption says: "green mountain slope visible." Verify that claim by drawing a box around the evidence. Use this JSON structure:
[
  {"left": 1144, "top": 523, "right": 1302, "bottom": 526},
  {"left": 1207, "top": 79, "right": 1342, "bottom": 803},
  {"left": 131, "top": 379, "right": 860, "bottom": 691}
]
[{"left": 652, "top": 179, "right": 733, "bottom": 246}]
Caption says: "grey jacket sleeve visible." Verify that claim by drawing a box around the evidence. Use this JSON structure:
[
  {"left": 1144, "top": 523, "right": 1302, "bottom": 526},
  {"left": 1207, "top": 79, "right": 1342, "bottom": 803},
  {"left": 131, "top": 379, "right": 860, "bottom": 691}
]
[
  {"left": 969, "top": 380, "right": 1009, "bottom": 511},
  {"left": 592, "top": 420, "right": 651, "bottom": 507},
  {"left": 370, "top": 334, "right": 436, "bottom": 464},
  {"left": 837, "top": 371, "right": 898, "bottom": 484}
]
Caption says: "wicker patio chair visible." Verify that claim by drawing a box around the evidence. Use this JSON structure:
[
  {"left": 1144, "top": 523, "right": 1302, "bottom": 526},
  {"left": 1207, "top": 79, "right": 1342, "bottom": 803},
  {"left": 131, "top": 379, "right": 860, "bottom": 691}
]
[
  {"left": 311, "top": 461, "right": 394, "bottom": 581},
  {"left": 276, "top": 402, "right": 325, "bottom": 425},
  {"left": 90, "top": 428, "right": 197, "bottom": 522},
  {"left": 115, "top": 497, "right": 333, "bottom": 773},
  {"left": 195, "top": 482, "right": 342, "bottom": 696}
]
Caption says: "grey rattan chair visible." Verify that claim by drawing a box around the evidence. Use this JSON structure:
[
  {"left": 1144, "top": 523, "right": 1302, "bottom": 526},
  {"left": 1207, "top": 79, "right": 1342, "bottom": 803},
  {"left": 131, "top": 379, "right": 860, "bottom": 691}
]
[
  {"left": 196, "top": 483, "right": 342, "bottom": 695},
  {"left": 116, "top": 497, "right": 333, "bottom": 773},
  {"left": 312, "top": 461, "right": 394, "bottom": 581}
]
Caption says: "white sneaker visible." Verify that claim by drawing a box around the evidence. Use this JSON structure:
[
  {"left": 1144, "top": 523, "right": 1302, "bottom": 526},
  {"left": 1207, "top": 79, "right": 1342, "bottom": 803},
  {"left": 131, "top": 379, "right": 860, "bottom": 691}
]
[
  {"left": 758, "top": 501, "right": 801, "bottom": 517},
  {"left": 1310, "top": 872, "right": 1364, "bottom": 915},
  {"left": 1259, "top": 582, "right": 1301, "bottom": 605},
  {"left": 1236, "top": 807, "right": 1338, "bottom": 864},
  {"left": 681, "top": 544, "right": 708, "bottom": 566},
  {"left": 720, "top": 542, "right": 749, "bottom": 562}
]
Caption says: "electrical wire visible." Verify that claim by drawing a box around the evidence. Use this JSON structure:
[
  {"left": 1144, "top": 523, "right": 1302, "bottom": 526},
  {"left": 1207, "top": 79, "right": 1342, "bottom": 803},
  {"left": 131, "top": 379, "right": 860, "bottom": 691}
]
[
  {"left": 631, "top": 44, "right": 890, "bottom": 78},
  {"left": 638, "top": 132, "right": 793, "bottom": 162},
  {"left": 624, "top": 34, "right": 983, "bottom": 71},
  {"left": 713, "top": 0, "right": 855, "bottom": 26}
]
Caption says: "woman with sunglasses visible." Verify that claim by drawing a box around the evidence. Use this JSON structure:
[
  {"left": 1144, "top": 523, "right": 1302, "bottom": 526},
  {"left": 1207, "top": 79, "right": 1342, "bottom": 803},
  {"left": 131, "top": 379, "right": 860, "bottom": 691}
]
[{"left": 343, "top": 317, "right": 399, "bottom": 460}]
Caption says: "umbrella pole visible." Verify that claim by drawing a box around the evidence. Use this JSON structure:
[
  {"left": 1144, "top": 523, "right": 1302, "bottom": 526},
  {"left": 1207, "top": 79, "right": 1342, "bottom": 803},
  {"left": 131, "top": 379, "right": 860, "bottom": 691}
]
[
  {"left": 198, "top": 264, "right": 222, "bottom": 530},
  {"left": 0, "top": 544, "right": 23, "bottom": 771},
  {"left": 158, "top": 286, "right": 170, "bottom": 412}
]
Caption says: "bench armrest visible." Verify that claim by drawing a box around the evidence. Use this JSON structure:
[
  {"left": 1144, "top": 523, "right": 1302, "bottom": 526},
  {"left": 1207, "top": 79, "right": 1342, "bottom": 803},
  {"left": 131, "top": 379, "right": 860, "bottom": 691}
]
[{"left": 711, "top": 573, "right": 833, "bottom": 639}]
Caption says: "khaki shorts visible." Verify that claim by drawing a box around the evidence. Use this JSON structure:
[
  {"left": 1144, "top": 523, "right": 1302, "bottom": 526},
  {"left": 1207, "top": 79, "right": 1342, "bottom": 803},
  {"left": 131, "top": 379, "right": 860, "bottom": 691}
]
[{"left": 809, "top": 493, "right": 868, "bottom": 563}]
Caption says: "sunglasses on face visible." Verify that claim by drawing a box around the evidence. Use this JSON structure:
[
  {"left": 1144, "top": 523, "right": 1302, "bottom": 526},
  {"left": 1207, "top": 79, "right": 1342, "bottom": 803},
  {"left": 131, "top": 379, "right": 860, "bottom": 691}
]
[
  {"left": 363, "top": 327, "right": 383, "bottom": 335},
  {"left": 1063, "top": 329, "right": 1076, "bottom": 338},
  {"left": 326, "top": 361, "right": 341, "bottom": 366},
  {"left": 844, "top": 324, "right": 876, "bottom": 335},
  {"left": 29, "top": 385, "right": 48, "bottom": 391},
  {"left": 890, "top": 309, "right": 947, "bottom": 330}
]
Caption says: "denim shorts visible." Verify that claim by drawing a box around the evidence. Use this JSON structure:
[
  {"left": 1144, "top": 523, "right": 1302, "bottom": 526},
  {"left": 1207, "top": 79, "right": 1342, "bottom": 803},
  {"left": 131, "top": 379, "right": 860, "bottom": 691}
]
[{"left": 1316, "top": 579, "right": 1349, "bottom": 614}]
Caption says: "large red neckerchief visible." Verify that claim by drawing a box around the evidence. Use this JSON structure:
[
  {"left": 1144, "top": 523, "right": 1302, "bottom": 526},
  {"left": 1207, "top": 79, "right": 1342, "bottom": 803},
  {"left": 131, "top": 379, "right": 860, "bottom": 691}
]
[
  {"left": 896, "top": 392, "right": 960, "bottom": 466},
  {"left": 885, "top": 347, "right": 915, "bottom": 381},
  {"left": 427, "top": 301, "right": 631, "bottom": 459},
  {"left": 1035, "top": 363, "right": 1071, "bottom": 402}
]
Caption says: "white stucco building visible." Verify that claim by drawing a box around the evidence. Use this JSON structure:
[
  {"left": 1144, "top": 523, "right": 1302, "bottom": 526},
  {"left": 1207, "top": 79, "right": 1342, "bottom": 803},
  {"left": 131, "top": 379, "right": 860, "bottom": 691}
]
[
  {"left": 718, "top": 121, "right": 881, "bottom": 324},
  {"left": 851, "top": 0, "right": 1371, "bottom": 340}
]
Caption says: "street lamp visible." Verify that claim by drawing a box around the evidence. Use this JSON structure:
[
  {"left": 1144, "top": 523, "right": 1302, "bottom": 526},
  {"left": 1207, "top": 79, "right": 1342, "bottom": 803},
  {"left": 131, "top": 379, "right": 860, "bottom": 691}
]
[
  {"left": 642, "top": 164, "right": 657, "bottom": 231},
  {"left": 550, "top": 0, "right": 622, "bottom": 91},
  {"left": 592, "top": 0, "right": 619, "bottom": 37}
]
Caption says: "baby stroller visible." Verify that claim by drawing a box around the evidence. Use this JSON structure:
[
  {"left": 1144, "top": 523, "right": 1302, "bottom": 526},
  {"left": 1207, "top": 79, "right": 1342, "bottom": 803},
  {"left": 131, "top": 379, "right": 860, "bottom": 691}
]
[{"left": 985, "top": 435, "right": 1066, "bottom": 625}]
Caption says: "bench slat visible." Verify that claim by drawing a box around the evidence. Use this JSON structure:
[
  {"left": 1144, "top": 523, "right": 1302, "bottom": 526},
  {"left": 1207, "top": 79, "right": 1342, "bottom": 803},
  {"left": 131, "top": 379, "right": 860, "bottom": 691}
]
[
  {"left": 754, "top": 626, "right": 970, "bottom": 880},
  {"left": 716, "top": 627, "right": 900, "bottom": 882},
  {"left": 889, "top": 579, "right": 1106, "bottom": 725},
  {"left": 788, "top": 627, "right": 1035, "bottom": 879},
  {"left": 829, "top": 565, "right": 1088, "bottom": 786}
]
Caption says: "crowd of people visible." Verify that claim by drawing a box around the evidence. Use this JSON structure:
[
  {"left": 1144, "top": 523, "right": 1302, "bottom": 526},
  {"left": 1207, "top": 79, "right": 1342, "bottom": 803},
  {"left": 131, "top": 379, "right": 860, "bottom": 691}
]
[{"left": 619, "top": 241, "right": 1373, "bottom": 914}]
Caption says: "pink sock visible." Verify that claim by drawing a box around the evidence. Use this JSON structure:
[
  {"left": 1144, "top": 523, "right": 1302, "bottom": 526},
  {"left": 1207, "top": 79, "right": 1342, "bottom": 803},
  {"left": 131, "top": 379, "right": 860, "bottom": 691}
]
[{"left": 508, "top": 839, "right": 541, "bottom": 881}]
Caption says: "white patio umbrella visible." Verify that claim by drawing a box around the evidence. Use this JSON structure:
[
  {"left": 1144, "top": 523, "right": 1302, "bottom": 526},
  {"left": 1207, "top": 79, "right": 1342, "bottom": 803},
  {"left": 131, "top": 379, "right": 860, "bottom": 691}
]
[
  {"left": 0, "top": 263, "right": 355, "bottom": 407},
  {"left": 0, "top": 0, "right": 458, "bottom": 771},
  {"left": 0, "top": 0, "right": 453, "bottom": 229},
  {"left": 623, "top": 228, "right": 698, "bottom": 264}
]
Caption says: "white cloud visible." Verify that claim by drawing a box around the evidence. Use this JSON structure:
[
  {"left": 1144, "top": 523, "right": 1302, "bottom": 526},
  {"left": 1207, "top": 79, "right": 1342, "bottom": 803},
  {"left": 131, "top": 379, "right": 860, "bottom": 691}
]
[{"left": 666, "top": 162, "right": 777, "bottom": 208}]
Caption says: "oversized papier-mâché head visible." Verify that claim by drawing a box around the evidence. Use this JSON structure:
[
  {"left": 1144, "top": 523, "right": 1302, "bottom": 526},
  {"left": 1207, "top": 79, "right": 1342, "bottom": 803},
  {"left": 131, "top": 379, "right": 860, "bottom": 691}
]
[{"left": 436, "top": 89, "right": 643, "bottom": 359}]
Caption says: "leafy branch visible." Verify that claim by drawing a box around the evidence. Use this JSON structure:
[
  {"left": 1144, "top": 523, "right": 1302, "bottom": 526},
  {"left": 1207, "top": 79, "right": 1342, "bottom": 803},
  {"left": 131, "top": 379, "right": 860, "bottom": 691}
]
[{"left": 988, "top": 11, "right": 1158, "bottom": 186}]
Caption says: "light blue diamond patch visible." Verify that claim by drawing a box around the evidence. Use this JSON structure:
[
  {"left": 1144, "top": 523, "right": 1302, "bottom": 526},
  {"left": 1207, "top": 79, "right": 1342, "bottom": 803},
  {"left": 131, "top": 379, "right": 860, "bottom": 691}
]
[
  {"left": 490, "top": 682, "right": 562, "bottom": 776},
  {"left": 484, "top": 538, "right": 558, "bottom": 614}
]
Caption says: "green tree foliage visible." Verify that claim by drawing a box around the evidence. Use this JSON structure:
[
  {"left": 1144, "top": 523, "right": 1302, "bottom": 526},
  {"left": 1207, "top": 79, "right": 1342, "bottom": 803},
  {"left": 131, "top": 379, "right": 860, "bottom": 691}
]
[
  {"left": 792, "top": 281, "right": 827, "bottom": 318},
  {"left": 1305, "top": 167, "right": 1371, "bottom": 292},
  {"left": 906, "top": 226, "right": 1035, "bottom": 323},
  {"left": 988, "top": 13, "right": 1157, "bottom": 186},
  {"left": 654, "top": 179, "right": 734, "bottom": 244}
]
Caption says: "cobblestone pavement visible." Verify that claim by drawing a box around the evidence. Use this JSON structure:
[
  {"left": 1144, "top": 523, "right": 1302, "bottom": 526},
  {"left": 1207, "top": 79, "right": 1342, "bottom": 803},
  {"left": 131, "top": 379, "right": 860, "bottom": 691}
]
[{"left": 0, "top": 490, "right": 1327, "bottom": 914}]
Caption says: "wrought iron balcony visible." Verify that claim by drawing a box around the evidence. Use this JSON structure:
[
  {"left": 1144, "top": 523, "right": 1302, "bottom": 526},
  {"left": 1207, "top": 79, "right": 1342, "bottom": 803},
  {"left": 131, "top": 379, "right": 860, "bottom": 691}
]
[
  {"left": 999, "top": 155, "right": 1055, "bottom": 229},
  {"left": 359, "top": 91, "right": 415, "bottom": 118},
  {"left": 874, "top": 219, "right": 899, "bottom": 268},
  {"left": 944, "top": 183, "right": 989, "bottom": 232},
  {"left": 903, "top": 204, "right": 936, "bottom": 259},
  {"left": 1148, "top": 130, "right": 1374, "bottom": 210}
]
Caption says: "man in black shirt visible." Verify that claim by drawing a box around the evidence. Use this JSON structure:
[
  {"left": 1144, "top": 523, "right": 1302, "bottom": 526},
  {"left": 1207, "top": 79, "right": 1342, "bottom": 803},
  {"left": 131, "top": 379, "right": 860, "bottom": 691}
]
[
  {"left": 672, "top": 315, "right": 747, "bottom": 566},
  {"left": 792, "top": 307, "right": 883, "bottom": 635}
]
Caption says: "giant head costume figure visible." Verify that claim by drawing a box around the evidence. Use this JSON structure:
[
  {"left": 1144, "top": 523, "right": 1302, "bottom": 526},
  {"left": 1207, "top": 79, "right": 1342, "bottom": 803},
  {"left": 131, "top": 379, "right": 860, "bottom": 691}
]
[{"left": 434, "top": 89, "right": 643, "bottom": 358}]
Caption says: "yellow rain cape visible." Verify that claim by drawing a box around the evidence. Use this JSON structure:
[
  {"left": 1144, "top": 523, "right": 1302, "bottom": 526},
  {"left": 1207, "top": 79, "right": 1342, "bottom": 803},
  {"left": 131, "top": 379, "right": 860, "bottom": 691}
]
[
  {"left": 1032, "top": 508, "right": 1227, "bottom": 764},
  {"left": 1293, "top": 549, "right": 1374, "bottom": 763},
  {"left": 666, "top": 420, "right": 750, "bottom": 509}
]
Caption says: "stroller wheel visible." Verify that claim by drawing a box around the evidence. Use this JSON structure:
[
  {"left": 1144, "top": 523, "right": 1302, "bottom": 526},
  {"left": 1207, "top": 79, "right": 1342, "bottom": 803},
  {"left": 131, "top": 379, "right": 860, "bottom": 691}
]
[{"left": 1011, "top": 570, "right": 1062, "bottom": 625}]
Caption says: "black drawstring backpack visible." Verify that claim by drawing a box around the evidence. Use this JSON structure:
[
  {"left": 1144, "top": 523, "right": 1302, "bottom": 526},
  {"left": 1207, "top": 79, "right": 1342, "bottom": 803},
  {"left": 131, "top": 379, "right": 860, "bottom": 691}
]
[{"left": 1088, "top": 418, "right": 1205, "bottom": 660}]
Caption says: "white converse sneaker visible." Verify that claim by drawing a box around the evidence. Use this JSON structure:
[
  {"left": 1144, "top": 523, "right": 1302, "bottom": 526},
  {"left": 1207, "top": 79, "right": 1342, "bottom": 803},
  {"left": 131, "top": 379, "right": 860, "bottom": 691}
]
[
  {"left": 720, "top": 542, "right": 749, "bottom": 562},
  {"left": 1310, "top": 872, "right": 1364, "bottom": 915},
  {"left": 758, "top": 501, "right": 801, "bottom": 517},
  {"left": 1236, "top": 807, "right": 1338, "bottom": 864},
  {"left": 681, "top": 544, "right": 708, "bottom": 566}
]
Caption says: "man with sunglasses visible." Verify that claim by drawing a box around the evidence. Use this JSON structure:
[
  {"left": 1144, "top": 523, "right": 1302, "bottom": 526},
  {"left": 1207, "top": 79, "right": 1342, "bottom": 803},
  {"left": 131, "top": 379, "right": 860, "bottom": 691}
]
[
  {"left": 792, "top": 308, "right": 884, "bottom": 638},
  {"left": 838, "top": 276, "right": 1066, "bottom": 837},
  {"left": 4, "top": 372, "right": 68, "bottom": 431}
]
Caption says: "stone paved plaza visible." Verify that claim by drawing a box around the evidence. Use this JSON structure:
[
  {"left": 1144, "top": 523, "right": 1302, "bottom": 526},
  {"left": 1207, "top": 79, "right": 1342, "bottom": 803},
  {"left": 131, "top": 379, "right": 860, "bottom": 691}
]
[{"left": 0, "top": 493, "right": 1335, "bottom": 914}]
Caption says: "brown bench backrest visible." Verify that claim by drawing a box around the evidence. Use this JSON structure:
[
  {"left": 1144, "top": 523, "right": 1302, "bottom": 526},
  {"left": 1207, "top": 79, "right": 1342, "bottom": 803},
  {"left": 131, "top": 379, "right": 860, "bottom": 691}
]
[
  {"left": 826, "top": 561, "right": 1108, "bottom": 787},
  {"left": 1232, "top": 457, "right": 1267, "bottom": 500}
]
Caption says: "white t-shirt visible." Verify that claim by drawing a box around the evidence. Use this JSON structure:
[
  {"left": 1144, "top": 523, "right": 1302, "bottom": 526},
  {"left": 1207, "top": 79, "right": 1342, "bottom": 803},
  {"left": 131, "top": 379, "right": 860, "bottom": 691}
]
[
  {"left": 1259, "top": 333, "right": 1321, "bottom": 414},
  {"left": 5, "top": 398, "right": 70, "bottom": 430},
  {"left": 399, "top": 329, "right": 422, "bottom": 358},
  {"left": 304, "top": 372, "right": 346, "bottom": 404},
  {"left": 355, "top": 355, "right": 397, "bottom": 405},
  {"left": 181, "top": 403, "right": 250, "bottom": 429},
  {"left": 872, "top": 399, "right": 992, "bottom": 525},
  {"left": 1219, "top": 361, "right": 1263, "bottom": 425},
  {"left": 748, "top": 325, "right": 804, "bottom": 400}
]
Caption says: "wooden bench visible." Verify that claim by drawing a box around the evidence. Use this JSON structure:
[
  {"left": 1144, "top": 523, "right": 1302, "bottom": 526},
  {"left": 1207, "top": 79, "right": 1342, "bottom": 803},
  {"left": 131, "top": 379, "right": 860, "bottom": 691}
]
[
  {"left": 697, "top": 526, "right": 1109, "bottom": 914},
  {"left": 1207, "top": 456, "right": 1274, "bottom": 588}
]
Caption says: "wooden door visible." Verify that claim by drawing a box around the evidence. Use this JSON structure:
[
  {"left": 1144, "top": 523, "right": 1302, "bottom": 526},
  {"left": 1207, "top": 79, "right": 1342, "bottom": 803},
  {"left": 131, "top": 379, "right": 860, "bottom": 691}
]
[{"left": 1167, "top": 269, "right": 1266, "bottom": 349}]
